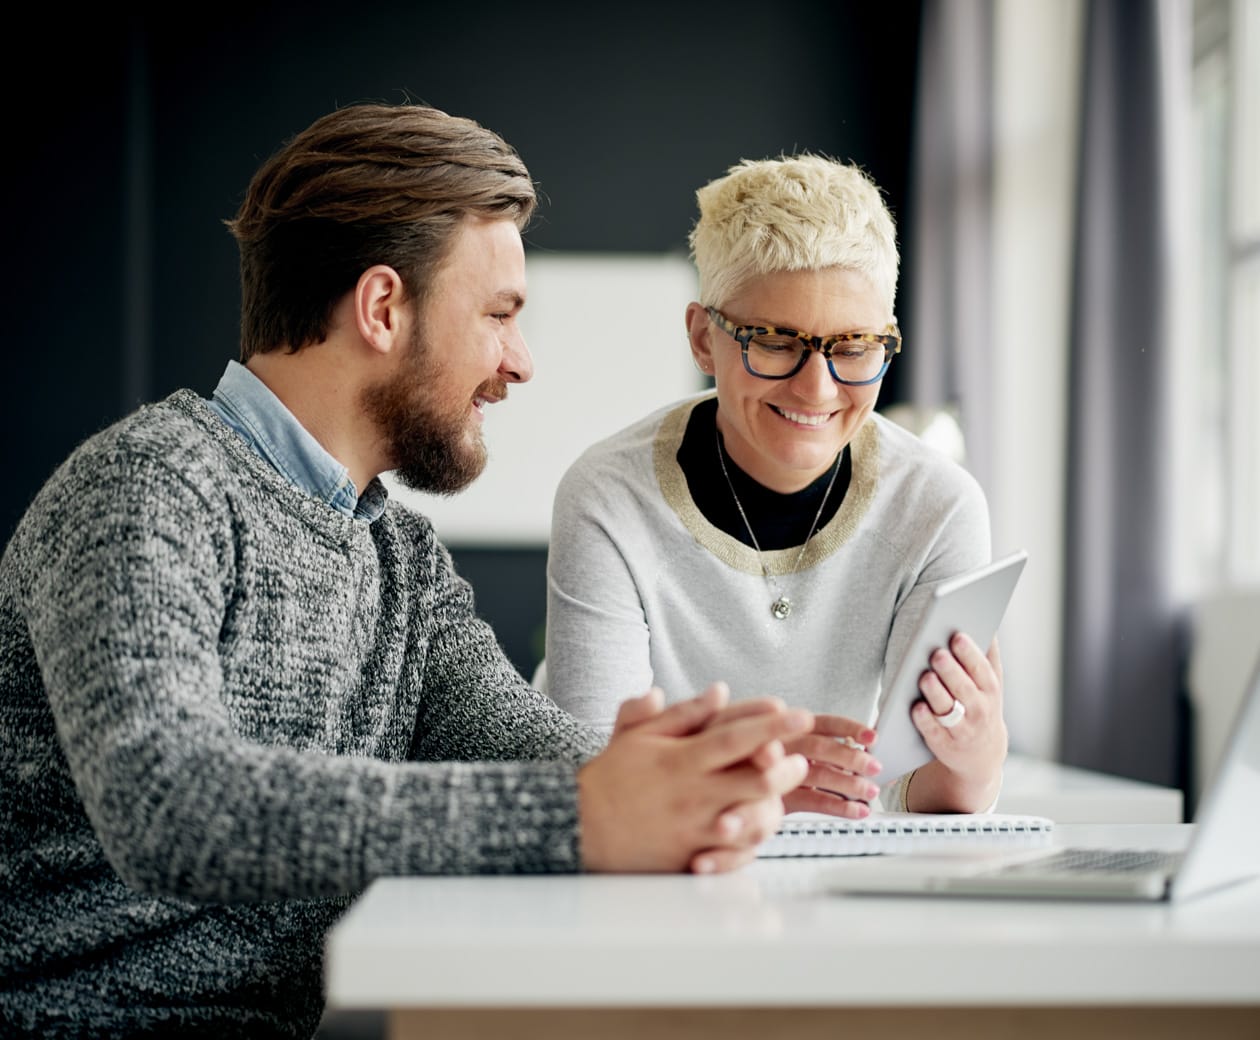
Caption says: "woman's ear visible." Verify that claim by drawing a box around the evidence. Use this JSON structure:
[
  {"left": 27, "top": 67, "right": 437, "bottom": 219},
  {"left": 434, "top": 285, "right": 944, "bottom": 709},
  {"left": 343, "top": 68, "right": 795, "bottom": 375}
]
[{"left": 685, "top": 302, "right": 716, "bottom": 375}]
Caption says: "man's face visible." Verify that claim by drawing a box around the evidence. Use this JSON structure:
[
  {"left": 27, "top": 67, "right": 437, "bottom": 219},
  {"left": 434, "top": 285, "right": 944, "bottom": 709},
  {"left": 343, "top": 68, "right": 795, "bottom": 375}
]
[{"left": 362, "top": 216, "right": 531, "bottom": 495}]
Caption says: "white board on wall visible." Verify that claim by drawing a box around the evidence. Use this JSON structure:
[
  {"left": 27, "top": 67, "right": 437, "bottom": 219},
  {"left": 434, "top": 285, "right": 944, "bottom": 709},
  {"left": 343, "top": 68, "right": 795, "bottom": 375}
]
[{"left": 384, "top": 252, "right": 704, "bottom": 545}]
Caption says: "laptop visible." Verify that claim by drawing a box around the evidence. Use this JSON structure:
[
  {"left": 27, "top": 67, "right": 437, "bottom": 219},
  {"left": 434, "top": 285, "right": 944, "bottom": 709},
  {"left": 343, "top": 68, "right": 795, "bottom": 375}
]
[{"left": 826, "top": 650, "right": 1260, "bottom": 902}]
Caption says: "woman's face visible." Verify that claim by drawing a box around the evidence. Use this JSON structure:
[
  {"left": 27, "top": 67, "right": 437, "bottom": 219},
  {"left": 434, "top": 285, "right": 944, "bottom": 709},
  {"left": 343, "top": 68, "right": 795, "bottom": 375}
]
[{"left": 686, "top": 267, "right": 892, "bottom": 494}]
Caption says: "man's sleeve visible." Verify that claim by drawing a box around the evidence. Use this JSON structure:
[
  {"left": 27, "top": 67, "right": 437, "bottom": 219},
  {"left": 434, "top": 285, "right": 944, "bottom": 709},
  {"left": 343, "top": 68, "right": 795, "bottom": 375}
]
[{"left": 25, "top": 450, "right": 599, "bottom": 904}]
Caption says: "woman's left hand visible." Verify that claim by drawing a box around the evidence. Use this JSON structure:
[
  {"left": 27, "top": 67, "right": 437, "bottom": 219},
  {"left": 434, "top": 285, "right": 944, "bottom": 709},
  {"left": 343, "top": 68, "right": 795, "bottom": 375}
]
[{"left": 907, "top": 632, "right": 1008, "bottom": 812}]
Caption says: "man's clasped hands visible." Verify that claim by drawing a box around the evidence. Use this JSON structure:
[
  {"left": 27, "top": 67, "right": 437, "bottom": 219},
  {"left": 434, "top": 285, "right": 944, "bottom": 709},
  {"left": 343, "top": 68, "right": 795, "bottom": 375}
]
[{"left": 577, "top": 682, "right": 883, "bottom": 875}]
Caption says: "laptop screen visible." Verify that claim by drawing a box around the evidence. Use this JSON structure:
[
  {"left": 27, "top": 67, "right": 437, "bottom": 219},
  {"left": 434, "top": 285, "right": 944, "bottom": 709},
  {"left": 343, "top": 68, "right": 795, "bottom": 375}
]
[{"left": 1173, "top": 651, "right": 1260, "bottom": 900}]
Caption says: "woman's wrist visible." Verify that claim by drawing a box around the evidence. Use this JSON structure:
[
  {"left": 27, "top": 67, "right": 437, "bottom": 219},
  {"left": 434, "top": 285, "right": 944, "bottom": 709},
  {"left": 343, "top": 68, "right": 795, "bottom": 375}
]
[
  {"left": 909, "top": 759, "right": 1003, "bottom": 813},
  {"left": 899, "top": 768, "right": 918, "bottom": 812}
]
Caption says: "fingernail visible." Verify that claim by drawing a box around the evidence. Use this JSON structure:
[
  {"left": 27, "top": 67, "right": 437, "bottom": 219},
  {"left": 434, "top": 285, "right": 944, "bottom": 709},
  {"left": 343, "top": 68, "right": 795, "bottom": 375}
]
[
  {"left": 859, "top": 728, "right": 876, "bottom": 744},
  {"left": 719, "top": 812, "right": 744, "bottom": 837},
  {"left": 854, "top": 802, "right": 871, "bottom": 818},
  {"left": 865, "top": 784, "right": 880, "bottom": 800},
  {"left": 865, "top": 760, "right": 883, "bottom": 776},
  {"left": 693, "top": 857, "right": 715, "bottom": 874}
]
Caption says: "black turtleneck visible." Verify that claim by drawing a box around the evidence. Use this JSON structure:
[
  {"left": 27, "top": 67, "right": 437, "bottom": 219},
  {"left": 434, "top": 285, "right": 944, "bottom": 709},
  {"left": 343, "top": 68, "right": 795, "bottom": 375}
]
[{"left": 676, "top": 397, "right": 851, "bottom": 551}]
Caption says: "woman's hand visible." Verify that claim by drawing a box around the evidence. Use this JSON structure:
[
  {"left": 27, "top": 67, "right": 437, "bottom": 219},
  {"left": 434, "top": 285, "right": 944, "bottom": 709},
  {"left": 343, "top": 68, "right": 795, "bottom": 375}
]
[
  {"left": 778, "top": 714, "right": 883, "bottom": 818},
  {"left": 906, "top": 633, "right": 1008, "bottom": 812}
]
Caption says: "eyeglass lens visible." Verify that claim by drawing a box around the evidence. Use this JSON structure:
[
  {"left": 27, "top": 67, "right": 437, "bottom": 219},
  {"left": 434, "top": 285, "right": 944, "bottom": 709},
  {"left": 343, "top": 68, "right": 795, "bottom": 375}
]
[{"left": 745, "top": 334, "right": 886, "bottom": 382}]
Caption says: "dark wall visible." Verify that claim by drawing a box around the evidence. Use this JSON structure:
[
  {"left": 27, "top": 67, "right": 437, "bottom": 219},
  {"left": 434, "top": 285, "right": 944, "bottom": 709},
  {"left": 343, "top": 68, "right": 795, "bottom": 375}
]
[{"left": 6, "top": 1, "right": 922, "bottom": 676}]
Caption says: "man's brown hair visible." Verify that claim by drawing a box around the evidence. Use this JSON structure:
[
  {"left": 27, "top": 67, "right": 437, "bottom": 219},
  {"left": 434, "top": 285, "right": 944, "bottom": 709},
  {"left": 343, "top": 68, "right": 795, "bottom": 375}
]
[{"left": 226, "top": 103, "right": 537, "bottom": 360}]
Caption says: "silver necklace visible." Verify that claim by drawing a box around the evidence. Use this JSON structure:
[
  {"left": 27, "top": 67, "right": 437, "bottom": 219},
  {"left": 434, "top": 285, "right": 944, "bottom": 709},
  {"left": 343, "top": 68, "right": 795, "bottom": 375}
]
[{"left": 715, "top": 430, "right": 842, "bottom": 620}]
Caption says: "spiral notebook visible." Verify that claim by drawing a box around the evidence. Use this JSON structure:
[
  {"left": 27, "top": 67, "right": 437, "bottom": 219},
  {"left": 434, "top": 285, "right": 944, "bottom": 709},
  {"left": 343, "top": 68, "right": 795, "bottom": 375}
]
[{"left": 759, "top": 811, "right": 1055, "bottom": 858}]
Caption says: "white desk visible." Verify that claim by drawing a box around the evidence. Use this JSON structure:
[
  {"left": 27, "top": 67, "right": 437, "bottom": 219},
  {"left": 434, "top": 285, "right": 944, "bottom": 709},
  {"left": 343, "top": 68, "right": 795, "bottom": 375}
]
[
  {"left": 999, "top": 753, "right": 1184, "bottom": 822},
  {"left": 324, "top": 824, "right": 1260, "bottom": 1039}
]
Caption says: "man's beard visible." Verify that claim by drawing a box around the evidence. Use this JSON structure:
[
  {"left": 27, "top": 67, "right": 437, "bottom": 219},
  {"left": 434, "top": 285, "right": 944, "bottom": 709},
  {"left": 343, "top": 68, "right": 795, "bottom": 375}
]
[{"left": 360, "top": 328, "right": 505, "bottom": 496}]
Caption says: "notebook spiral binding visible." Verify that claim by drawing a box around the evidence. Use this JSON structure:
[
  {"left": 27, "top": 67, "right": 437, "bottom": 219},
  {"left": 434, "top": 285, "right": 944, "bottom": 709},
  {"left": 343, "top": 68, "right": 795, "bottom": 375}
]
[{"left": 759, "top": 812, "right": 1056, "bottom": 858}]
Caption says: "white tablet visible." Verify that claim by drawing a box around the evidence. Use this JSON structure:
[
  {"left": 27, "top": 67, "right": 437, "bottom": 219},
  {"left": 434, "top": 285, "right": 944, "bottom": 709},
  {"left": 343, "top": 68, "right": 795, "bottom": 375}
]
[{"left": 872, "top": 549, "right": 1028, "bottom": 783}]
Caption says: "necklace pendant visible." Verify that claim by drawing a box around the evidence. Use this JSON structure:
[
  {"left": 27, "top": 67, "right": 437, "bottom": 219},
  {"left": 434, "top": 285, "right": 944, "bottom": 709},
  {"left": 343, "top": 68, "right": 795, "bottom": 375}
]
[{"left": 770, "top": 596, "right": 793, "bottom": 620}]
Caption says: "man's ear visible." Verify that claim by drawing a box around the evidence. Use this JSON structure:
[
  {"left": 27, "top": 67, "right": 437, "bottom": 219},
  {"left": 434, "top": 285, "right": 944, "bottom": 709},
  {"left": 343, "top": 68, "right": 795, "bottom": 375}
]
[
  {"left": 354, "top": 265, "right": 410, "bottom": 356},
  {"left": 685, "top": 301, "right": 716, "bottom": 375}
]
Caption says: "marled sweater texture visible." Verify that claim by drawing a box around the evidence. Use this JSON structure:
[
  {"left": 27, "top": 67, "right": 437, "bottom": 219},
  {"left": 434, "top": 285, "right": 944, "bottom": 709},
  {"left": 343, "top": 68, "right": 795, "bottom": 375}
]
[{"left": 0, "top": 391, "right": 603, "bottom": 1038}]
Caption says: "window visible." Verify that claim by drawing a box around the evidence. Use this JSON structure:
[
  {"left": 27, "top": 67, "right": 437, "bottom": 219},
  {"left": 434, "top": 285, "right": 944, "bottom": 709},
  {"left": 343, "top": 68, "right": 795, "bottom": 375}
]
[{"left": 1185, "top": 0, "right": 1260, "bottom": 589}]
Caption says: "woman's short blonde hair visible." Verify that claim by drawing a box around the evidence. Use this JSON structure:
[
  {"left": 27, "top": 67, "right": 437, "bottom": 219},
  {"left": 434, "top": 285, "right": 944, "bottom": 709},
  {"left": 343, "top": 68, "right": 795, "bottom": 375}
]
[{"left": 688, "top": 153, "right": 899, "bottom": 319}]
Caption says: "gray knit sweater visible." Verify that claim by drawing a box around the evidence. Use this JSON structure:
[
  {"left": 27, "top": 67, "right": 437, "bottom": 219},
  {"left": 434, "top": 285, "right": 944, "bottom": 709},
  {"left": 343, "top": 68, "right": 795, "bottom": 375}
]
[{"left": 0, "top": 390, "right": 603, "bottom": 1038}]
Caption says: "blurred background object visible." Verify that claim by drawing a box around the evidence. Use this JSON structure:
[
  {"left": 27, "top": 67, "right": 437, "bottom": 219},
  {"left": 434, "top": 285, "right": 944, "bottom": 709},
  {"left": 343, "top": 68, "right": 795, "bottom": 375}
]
[{"left": 5, "top": 0, "right": 1257, "bottom": 803}]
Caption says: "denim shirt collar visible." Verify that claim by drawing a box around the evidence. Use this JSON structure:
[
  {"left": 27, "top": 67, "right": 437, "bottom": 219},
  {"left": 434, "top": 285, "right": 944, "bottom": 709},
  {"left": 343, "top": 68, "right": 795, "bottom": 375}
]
[{"left": 205, "top": 360, "right": 387, "bottom": 522}]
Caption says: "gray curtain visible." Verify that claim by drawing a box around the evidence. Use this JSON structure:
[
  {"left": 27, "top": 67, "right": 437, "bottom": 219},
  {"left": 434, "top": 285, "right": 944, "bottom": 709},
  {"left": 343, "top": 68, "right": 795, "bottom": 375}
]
[
  {"left": 906, "top": 0, "right": 995, "bottom": 490},
  {"left": 1061, "top": 0, "right": 1189, "bottom": 787}
]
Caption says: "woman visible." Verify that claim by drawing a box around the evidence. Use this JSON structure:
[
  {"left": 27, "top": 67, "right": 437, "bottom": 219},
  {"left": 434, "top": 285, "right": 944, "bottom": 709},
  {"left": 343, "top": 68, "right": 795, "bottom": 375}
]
[{"left": 544, "top": 154, "right": 1006, "bottom": 816}]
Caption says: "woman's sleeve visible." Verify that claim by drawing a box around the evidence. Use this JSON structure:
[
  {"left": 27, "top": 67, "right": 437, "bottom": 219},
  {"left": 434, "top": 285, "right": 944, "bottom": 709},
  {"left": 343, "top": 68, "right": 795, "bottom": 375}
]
[
  {"left": 543, "top": 457, "right": 656, "bottom": 737},
  {"left": 879, "top": 466, "right": 994, "bottom": 700}
]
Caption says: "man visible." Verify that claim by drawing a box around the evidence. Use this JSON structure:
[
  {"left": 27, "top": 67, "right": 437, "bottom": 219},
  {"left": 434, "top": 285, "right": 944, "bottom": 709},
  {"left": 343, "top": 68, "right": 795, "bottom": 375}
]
[{"left": 0, "top": 103, "right": 810, "bottom": 1039}]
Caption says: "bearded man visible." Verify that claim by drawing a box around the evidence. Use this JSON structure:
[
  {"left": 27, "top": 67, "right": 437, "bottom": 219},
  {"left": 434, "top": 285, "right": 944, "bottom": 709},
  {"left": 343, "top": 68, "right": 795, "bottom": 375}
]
[{"left": 0, "top": 102, "right": 809, "bottom": 1039}]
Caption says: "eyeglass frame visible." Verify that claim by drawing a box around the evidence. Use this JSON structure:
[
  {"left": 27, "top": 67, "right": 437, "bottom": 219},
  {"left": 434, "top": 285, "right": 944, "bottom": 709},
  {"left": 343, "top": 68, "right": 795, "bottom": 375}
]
[{"left": 705, "top": 305, "right": 902, "bottom": 386}]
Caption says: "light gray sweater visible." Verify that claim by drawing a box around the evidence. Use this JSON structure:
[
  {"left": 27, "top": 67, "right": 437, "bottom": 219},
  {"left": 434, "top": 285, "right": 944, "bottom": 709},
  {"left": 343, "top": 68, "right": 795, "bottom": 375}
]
[
  {"left": 545, "top": 393, "right": 991, "bottom": 802},
  {"left": 0, "top": 391, "right": 603, "bottom": 1038}
]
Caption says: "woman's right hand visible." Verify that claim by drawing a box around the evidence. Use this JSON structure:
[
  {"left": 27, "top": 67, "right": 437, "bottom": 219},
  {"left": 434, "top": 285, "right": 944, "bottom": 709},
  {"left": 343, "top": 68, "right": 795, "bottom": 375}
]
[{"left": 779, "top": 715, "right": 883, "bottom": 817}]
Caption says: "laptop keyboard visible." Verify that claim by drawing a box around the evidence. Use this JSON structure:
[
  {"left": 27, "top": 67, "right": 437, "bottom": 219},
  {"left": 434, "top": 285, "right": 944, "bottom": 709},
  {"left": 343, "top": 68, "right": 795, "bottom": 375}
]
[{"left": 998, "top": 847, "right": 1184, "bottom": 875}]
